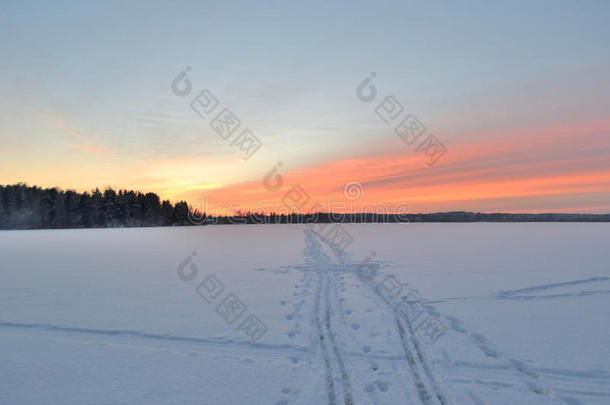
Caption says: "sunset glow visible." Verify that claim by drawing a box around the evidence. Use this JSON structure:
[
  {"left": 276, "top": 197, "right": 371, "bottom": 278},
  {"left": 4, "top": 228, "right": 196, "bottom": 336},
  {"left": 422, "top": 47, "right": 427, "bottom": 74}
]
[{"left": 2, "top": 1, "right": 609, "bottom": 214}]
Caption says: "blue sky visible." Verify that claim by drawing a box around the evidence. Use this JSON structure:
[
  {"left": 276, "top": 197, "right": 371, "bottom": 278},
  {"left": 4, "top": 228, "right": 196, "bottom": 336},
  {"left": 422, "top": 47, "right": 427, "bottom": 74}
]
[{"left": 1, "top": 0, "right": 609, "bottom": 212}]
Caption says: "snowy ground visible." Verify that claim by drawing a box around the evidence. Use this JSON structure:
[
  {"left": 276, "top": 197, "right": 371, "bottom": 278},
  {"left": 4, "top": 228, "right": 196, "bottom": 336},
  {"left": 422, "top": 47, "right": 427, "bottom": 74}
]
[{"left": 1, "top": 223, "right": 609, "bottom": 405}]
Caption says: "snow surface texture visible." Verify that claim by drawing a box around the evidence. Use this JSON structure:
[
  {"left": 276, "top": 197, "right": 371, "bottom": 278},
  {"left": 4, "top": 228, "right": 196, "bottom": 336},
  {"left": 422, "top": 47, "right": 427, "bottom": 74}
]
[{"left": 1, "top": 223, "right": 609, "bottom": 404}]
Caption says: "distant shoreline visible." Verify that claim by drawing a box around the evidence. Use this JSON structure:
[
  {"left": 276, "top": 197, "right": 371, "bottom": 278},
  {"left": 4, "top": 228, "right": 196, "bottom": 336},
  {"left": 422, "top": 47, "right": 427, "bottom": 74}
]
[
  {"left": 2, "top": 184, "right": 609, "bottom": 230},
  {"left": 2, "top": 212, "right": 610, "bottom": 231},
  {"left": 198, "top": 212, "right": 610, "bottom": 225}
]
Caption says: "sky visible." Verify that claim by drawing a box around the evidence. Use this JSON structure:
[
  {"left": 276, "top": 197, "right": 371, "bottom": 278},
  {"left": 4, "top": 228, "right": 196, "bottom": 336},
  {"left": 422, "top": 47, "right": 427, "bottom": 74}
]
[{"left": 1, "top": 0, "right": 609, "bottom": 214}]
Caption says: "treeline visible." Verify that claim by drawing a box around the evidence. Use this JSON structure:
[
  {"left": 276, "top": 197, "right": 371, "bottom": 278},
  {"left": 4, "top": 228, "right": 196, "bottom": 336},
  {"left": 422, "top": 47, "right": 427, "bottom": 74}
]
[
  {"left": 0, "top": 183, "right": 191, "bottom": 229},
  {"left": 1, "top": 184, "right": 609, "bottom": 230},
  {"left": 206, "top": 211, "right": 610, "bottom": 224},
  {"left": 412, "top": 211, "right": 610, "bottom": 222}
]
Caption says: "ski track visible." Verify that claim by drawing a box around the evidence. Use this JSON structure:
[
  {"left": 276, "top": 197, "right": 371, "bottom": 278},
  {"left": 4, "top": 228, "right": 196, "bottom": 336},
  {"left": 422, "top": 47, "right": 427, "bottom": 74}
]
[
  {"left": 300, "top": 230, "right": 354, "bottom": 405},
  {"left": 0, "top": 320, "right": 303, "bottom": 352},
  {"left": 308, "top": 228, "right": 609, "bottom": 405},
  {"left": 312, "top": 230, "right": 446, "bottom": 405},
  {"left": 4, "top": 229, "right": 608, "bottom": 405},
  {"left": 441, "top": 308, "right": 607, "bottom": 404},
  {"left": 306, "top": 229, "right": 448, "bottom": 405},
  {"left": 493, "top": 277, "right": 610, "bottom": 298},
  {"left": 314, "top": 272, "right": 337, "bottom": 405},
  {"left": 325, "top": 276, "right": 354, "bottom": 405},
  {"left": 395, "top": 313, "right": 448, "bottom": 405},
  {"left": 395, "top": 316, "right": 434, "bottom": 404}
]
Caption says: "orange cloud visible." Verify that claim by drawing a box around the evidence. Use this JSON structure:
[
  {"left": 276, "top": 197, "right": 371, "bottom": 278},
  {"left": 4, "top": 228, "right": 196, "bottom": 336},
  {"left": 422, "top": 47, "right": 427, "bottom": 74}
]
[{"left": 190, "top": 119, "right": 610, "bottom": 214}]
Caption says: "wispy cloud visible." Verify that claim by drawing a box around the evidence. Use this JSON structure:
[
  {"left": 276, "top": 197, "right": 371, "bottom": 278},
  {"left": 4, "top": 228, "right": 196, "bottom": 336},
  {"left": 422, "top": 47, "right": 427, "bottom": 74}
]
[
  {"left": 36, "top": 109, "right": 114, "bottom": 156},
  {"left": 194, "top": 119, "right": 610, "bottom": 213}
]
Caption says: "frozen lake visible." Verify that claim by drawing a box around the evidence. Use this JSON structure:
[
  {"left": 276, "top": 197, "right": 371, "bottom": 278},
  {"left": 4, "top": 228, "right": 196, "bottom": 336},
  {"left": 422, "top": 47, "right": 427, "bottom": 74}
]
[{"left": 1, "top": 223, "right": 609, "bottom": 404}]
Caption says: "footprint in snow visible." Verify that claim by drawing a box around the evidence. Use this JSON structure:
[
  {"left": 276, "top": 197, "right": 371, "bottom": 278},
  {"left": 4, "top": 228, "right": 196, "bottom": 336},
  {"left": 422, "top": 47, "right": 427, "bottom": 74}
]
[
  {"left": 375, "top": 380, "right": 390, "bottom": 392},
  {"left": 365, "top": 380, "right": 390, "bottom": 393}
]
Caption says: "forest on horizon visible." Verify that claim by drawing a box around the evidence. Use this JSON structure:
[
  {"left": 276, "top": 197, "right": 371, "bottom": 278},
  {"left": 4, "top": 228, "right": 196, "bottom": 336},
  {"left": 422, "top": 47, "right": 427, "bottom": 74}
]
[{"left": 1, "top": 183, "right": 609, "bottom": 230}]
